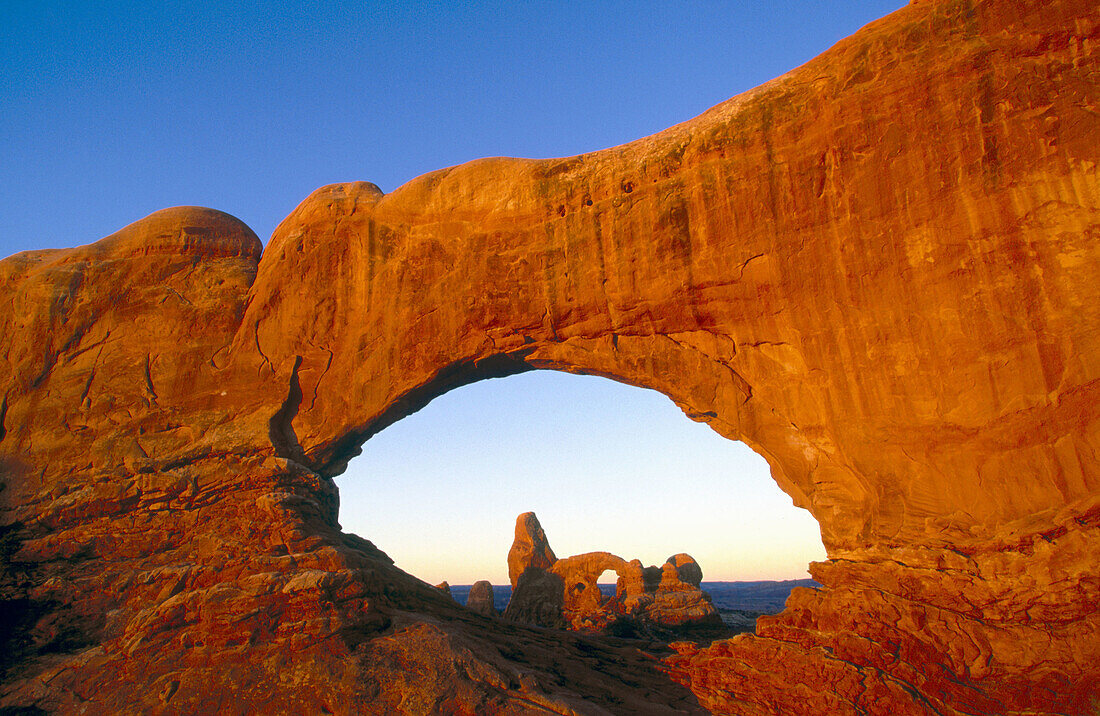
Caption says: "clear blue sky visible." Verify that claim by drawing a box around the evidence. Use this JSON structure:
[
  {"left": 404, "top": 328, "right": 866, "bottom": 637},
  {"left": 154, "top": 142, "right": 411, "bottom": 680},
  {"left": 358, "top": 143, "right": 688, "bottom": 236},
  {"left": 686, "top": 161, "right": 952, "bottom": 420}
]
[{"left": 2, "top": 1, "right": 906, "bottom": 583}]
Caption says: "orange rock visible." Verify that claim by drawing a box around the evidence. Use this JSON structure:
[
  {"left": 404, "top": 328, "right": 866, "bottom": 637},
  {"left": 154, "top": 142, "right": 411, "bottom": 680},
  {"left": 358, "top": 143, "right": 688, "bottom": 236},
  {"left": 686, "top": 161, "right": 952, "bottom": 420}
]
[
  {"left": 666, "top": 554, "right": 703, "bottom": 587},
  {"left": 506, "top": 511, "right": 557, "bottom": 589},
  {"left": 552, "top": 551, "right": 634, "bottom": 632},
  {"left": 647, "top": 563, "right": 722, "bottom": 631},
  {"left": 1, "top": 0, "right": 1099, "bottom": 712},
  {"left": 503, "top": 516, "right": 722, "bottom": 636}
]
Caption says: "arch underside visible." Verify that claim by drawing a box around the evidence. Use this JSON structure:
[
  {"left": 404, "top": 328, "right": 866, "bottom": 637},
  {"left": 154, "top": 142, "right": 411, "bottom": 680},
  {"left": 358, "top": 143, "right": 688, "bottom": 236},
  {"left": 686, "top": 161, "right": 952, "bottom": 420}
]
[{"left": 1, "top": 0, "right": 1098, "bottom": 713}]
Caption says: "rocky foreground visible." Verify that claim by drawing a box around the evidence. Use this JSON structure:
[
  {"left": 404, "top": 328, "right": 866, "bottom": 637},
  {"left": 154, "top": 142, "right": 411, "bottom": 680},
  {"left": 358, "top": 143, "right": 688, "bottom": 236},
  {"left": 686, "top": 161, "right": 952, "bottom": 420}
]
[{"left": 1, "top": 0, "right": 1098, "bottom": 713}]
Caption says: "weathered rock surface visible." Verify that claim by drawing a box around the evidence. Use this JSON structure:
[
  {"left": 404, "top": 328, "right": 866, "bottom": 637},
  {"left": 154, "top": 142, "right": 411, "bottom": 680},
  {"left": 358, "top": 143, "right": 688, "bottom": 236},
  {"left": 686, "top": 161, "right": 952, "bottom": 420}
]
[
  {"left": 649, "top": 559, "right": 720, "bottom": 631},
  {"left": 507, "top": 511, "right": 557, "bottom": 589},
  {"left": 1, "top": 0, "right": 1099, "bottom": 713},
  {"left": 504, "top": 515, "right": 722, "bottom": 637},
  {"left": 501, "top": 568, "right": 566, "bottom": 629},
  {"left": 465, "top": 580, "right": 498, "bottom": 617},
  {"left": 0, "top": 209, "right": 703, "bottom": 715},
  {"left": 665, "top": 554, "right": 703, "bottom": 588}
]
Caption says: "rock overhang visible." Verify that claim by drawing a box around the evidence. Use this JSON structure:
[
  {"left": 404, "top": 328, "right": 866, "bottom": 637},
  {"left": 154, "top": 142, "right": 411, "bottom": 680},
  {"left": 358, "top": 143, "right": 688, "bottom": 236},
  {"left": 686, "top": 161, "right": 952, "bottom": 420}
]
[{"left": 1, "top": 0, "right": 1098, "bottom": 712}]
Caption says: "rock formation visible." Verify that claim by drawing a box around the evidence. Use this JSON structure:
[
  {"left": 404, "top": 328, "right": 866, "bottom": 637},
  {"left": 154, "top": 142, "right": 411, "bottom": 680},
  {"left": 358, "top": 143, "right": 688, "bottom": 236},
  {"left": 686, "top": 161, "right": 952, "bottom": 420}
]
[
  {"left": 501, "top": 568, "right": 566, "bottom": 629},
  {"left": 507, "top": 511, "right": 557, "bottom": 588},
  {"left": 649, "top": 557, "right": 719, "bottom": 631},
  {"left": 504, "top": 515, "right": 722, "bottom": 637},
  {"left": 435, "top": 581, "right": 452, "bottom": 599},
  {"left": 1, "top": 0, "right": 1098, "bottom": 713},
  {"left": 465, "top": 580, "right": 497, "bottom": 616},
  {"left": 666, "top": 553, "right": 703, "bottom": 587}
]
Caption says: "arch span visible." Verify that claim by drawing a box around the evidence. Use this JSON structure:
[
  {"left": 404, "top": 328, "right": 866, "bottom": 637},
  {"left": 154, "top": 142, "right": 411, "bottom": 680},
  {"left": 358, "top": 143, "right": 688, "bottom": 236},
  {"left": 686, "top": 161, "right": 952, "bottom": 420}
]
[{"left": 0, "top": 0, "right": 1097, "bottom": 712}]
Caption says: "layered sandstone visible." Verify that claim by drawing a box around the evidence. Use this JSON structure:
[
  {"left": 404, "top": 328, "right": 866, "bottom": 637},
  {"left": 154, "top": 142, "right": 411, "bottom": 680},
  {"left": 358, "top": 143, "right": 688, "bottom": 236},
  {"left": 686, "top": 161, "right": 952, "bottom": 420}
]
[
  {"left": 1, "top": 0, "right": 1098, "bottom": 713},
  {"left": 0, "top": 209, "right": 701, "bottom": 715}
]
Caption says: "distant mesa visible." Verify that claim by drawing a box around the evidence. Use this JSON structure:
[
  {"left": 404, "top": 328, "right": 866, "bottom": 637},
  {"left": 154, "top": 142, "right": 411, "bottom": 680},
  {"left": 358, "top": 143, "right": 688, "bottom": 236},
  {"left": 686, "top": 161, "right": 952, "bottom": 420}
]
[{"left": 502, "top": 512, "right": 724, "bottom": 639}]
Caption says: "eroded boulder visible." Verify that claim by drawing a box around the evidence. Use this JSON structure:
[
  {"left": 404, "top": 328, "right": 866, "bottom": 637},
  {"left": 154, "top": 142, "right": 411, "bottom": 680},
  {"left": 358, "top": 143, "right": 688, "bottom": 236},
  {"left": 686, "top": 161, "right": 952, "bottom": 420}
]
[
  {"left": 465, "top": 580, "right": 497, "bottom": 617},
  {"left": 666, "top": 554, "right": 703, "bottom": 587},
  {"left": 502, "top": 568, "right": 565, "bottom": 629}
]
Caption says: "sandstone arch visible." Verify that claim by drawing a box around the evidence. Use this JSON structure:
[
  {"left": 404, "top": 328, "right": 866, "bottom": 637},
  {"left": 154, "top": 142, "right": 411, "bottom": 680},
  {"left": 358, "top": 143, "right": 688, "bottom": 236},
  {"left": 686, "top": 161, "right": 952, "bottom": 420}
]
[
  {"left": 1, "top": 0, "right": 1098, "bottom": 713},
  {"left": 552, "top": 552, "right": 633, "bottom": 614}
]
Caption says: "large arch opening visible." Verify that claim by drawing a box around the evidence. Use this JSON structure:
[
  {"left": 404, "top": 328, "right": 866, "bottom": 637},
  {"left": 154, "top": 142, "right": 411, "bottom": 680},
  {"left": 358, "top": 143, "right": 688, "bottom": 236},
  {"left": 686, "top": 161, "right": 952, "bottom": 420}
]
[{"left": 333, "top": 369, "right": 826, "bottom": 630}]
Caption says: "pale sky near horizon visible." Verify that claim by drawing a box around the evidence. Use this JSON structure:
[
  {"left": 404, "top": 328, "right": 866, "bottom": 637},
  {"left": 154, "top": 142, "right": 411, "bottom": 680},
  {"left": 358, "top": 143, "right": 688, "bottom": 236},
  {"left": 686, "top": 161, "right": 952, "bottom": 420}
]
[
  {"left": 335, "top": 370, "right": 826, "bottom": 585},
  {"left": 2, "top": 1, "right": 907, "bottom": 584}
]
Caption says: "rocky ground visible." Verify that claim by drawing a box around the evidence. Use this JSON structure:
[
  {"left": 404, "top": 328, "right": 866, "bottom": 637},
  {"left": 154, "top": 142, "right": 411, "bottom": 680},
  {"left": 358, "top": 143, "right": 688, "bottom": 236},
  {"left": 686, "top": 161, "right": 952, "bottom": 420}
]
[{"left": 1, "top": 0, "right": 1098, "bottom": 712}]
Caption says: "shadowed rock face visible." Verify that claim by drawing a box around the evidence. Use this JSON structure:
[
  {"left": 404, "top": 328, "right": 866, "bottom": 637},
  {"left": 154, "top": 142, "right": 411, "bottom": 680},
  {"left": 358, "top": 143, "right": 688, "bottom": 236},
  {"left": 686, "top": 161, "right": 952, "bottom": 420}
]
[
  {"left": 465, "top": 581, "right": 497, "bottom": 617},
  {"left": 1, "top": 0, "right": 1099, "bottom": 713},
  {"left": 667, "top": 554, "right": 703, "bottom": 588}
]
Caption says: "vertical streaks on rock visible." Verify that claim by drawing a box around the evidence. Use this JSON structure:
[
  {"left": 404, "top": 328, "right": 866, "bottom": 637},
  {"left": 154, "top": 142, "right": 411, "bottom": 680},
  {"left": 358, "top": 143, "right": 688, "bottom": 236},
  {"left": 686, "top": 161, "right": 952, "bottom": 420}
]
[{"left": 0, "top": 0, "right": 1098, "bottom": 713}]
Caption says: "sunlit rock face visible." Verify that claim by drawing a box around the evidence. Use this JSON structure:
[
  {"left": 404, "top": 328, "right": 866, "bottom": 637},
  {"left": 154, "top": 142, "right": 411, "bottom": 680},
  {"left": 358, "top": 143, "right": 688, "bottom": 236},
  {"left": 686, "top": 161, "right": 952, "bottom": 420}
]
[
  {"left": 504, "top": 513, "right": 722, "bottom": 636},
  {"left": 1, "top": 0, "right": 1098, "bottom": 712},
  {"left": 507, "top": 511, "right": 557, "bottom": 589}
]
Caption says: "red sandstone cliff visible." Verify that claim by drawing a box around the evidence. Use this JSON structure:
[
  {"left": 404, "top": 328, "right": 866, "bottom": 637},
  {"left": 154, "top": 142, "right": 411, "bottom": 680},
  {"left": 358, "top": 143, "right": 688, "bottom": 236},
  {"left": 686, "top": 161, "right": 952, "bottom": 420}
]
[{"left": 1, "top": 0, "right": 1098, "bottom": 713}]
